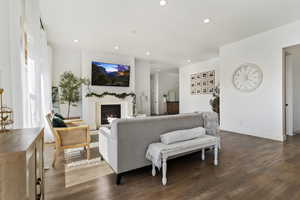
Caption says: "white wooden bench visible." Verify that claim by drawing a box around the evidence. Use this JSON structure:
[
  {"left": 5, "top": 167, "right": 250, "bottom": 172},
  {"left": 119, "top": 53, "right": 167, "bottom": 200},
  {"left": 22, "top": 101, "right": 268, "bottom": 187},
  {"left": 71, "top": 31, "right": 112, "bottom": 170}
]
[{"left": 151, "top": 135, "right": 219, "bottom": 185}]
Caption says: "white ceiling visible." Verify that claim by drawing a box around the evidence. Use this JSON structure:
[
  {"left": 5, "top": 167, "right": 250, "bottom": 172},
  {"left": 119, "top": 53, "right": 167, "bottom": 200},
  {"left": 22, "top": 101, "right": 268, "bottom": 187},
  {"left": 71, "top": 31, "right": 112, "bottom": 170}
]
[{"left": 40, "top": 0, "right": 300, "bottom": 66}]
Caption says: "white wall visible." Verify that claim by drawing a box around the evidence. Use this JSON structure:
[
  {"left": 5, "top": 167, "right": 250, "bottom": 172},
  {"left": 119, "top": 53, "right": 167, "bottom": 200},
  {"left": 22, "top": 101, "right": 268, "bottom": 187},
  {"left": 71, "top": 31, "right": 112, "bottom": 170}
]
[
  {"left": 52, "top": 46, "right": 166, "bottom": 121},
  {"left": 220, "top": 20, "right": 300, "bottom": 141},
  {"left": 135, "top": 59, "right": 151, "bottom": 115},
  {"left": 158, "top": 71, "right": 179, "bottom": 114},
  {"left": 52, "top": 47, "right": 82, "bottom": 117},
  {"left": 81, "top": 50, "right": 136, "bottom": 128},
  {"left": 52, "top": 47, "right": 143, "bottom": 119},
  {"left": 52, "top": 47, "right": 81, "bottom": 85},
  {"left": 179, "top": 58, "right": 219, "bottom": 114}
]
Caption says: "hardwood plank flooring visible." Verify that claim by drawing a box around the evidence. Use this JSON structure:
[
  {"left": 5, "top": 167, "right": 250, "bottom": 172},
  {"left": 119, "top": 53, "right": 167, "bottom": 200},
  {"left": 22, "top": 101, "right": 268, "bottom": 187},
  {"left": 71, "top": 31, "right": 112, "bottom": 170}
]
[{"left": 45, "top": 132, "right": 300, "bottom": 200}]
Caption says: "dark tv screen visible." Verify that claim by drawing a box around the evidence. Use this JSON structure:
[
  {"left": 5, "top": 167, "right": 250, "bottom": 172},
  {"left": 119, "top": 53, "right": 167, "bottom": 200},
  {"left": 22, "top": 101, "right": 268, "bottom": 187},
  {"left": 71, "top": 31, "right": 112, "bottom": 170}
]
[{"left": 91, "top": 61, "right": 130, "bottom": 87}]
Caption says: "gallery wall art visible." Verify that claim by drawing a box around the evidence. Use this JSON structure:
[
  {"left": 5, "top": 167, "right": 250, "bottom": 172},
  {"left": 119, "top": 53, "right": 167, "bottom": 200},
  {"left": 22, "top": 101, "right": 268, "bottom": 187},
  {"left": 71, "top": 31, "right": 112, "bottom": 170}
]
[{"left": 191, "top": 70, "right": 215, "bottom": 95}]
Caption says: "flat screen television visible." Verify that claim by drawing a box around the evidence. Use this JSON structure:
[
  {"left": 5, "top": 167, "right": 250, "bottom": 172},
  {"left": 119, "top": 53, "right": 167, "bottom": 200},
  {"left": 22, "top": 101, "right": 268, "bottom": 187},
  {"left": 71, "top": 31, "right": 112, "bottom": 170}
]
[{"left": 91, "top": 61, "right": 130, "bottom": 87}]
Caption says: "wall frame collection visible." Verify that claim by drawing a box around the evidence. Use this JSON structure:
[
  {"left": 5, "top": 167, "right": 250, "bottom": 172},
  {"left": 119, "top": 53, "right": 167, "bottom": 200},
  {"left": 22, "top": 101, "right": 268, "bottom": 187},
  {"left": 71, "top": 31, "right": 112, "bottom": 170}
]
[{"left": 191, "top": 70, "right": 215, "bottom": 95}]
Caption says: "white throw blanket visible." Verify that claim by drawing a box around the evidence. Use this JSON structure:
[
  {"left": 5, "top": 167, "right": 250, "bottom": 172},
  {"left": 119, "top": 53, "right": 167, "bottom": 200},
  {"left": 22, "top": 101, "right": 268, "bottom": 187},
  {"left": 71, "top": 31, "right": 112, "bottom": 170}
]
[{"left": 146, "top": 143, "right": 169, "bottom": 169}]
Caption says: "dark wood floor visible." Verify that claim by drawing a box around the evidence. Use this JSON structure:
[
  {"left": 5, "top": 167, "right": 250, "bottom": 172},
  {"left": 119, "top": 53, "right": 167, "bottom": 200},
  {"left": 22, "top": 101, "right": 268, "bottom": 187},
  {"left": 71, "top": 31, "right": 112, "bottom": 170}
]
[{"left": 45, "top": 132, "right": 300, "bottom": 200}]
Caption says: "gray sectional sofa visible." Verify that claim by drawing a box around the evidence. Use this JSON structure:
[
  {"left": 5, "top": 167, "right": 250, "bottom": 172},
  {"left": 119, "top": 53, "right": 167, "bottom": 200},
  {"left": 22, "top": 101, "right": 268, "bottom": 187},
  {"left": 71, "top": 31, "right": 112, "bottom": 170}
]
[{"left": 99, "top": 112, "right": 219, "bottom": 184}]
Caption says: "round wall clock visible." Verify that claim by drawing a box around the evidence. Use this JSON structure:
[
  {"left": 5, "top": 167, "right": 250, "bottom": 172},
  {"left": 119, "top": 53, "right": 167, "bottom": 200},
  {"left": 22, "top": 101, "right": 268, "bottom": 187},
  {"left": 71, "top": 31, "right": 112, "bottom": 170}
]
[{"left": 232, "top": 63, "right": 263, "bottom": 92}]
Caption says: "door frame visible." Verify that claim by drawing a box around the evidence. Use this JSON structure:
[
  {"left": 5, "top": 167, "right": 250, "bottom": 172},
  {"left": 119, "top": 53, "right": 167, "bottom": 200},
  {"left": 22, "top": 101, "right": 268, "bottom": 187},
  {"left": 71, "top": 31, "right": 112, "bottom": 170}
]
[{"left": 283, "top": 43, "right": 300, "bottom": 140}]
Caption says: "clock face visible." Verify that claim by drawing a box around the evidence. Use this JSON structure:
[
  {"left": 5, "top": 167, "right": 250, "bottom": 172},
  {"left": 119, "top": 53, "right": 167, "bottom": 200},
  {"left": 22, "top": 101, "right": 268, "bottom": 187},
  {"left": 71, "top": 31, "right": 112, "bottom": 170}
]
[{"left": 232, "top": 63, "right": 263, "bottom": 92}]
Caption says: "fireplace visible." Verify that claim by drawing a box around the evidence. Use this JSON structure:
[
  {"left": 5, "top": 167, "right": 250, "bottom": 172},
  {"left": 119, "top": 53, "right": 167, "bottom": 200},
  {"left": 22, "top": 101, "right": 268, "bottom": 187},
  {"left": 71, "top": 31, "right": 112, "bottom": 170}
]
[
  {"left": 101, "top": 104, "right": 121, "bottom": 125},
  {"left": 93, "top": 96, "right": 134, "bottom": 129}
]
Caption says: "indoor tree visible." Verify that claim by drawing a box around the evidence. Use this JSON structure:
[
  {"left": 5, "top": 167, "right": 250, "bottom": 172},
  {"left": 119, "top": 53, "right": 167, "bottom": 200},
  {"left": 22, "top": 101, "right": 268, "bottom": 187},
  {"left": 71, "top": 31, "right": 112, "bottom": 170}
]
[
  {"left": 59, "top": 71, "right": 89, "bottom": 118},
  {"left": 209, "top": 85, "right": 220, "bottom": 122}
]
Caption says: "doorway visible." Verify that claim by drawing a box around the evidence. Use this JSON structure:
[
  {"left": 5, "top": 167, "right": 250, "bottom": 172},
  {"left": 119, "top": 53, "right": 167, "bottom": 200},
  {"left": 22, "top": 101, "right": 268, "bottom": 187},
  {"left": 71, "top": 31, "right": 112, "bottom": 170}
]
[
  {"left": 150, "top": 69, "right": 180, "bottom": 116},
  {"left": 284, "top": 44, "right": 300, "bottom": 137},
  {"left": 150, "top": 73, "right": 159, "bottom": 115}
]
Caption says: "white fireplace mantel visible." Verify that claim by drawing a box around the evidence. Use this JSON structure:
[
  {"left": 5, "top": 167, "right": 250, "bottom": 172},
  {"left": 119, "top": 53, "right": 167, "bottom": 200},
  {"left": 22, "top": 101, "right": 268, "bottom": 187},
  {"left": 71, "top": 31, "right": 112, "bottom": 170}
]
[{"left": 83, "top": 95, "right": 134, "bottom": 129}]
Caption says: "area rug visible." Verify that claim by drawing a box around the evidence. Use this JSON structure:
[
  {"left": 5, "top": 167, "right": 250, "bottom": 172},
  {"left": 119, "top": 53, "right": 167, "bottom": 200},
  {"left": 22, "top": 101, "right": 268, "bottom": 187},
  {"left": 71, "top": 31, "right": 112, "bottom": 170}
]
[
  {"left": 63, "top": 132, "right": 114, "bottom": 188},
  {"left": 64, "top": 146, "right": 114, "bottom": 188},
  {"left": 44, "top": 131, "right": 114, "bottom": 188}
]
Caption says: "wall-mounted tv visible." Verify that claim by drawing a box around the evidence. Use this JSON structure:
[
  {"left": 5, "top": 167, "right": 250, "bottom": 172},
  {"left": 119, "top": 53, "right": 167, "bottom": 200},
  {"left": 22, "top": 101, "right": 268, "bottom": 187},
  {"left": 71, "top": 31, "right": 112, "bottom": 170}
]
[{"left": 91, "top": 61, "right": 130, "bottom": 87}]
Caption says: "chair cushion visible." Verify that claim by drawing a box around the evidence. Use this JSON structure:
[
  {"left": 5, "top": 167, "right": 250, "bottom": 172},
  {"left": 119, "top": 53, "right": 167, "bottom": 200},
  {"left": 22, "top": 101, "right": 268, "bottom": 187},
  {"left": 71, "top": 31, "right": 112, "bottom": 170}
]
[
  {"left": 54, "top": 113, "right": 65, "bottom": 120},
  {"left": 160, "top": 126, "right": 206, "bottom": 145},
  {"left": 52, "top": 117, "right": 67, "bottom": 128}
]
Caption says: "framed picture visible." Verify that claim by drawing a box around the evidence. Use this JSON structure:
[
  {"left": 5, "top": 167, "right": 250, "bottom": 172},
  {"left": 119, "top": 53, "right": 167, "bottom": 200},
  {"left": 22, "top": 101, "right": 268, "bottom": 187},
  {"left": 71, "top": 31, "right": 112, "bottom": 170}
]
[
  {"left": 191, "top": 74, "right": 196, "bottom": 81},
  {"left": 191, "top": 89, "right": 197, "bottom": 95},
  {"left": 191, "top": 70, "right": 215, "bottom": 95},
  {"left": 208, "top": 79, "right": 215, "bottom": 86}
]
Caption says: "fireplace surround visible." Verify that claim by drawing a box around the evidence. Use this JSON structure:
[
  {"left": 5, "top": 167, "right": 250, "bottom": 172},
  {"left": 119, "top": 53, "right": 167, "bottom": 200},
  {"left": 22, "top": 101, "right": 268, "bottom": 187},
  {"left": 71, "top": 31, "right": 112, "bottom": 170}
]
[
  {"left": 90, "top": 95, "right": 134, "bottom": 129},
  {"left": 101, "top": 104, "right": 121, "bottom": 125}
]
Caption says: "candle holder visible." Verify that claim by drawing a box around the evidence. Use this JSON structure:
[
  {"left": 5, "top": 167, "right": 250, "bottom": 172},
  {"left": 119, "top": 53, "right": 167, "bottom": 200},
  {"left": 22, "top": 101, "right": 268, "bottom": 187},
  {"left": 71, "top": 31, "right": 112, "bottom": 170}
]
[{"left": 0, "top": 89, "right": 14, "bottom": 133}]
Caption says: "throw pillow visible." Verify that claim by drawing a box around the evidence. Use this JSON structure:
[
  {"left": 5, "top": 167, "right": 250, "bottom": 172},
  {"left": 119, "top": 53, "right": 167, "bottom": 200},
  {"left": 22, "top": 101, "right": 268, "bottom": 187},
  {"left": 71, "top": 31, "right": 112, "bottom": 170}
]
[
  {"left": 54, "top": 113, "right": 65, "bottom": 120},
  {"left": 160, "top": 127, "right": 206, "bottom": 145},
  {"left": 52, "top": 117, "right": 67, "bottom": 128}
]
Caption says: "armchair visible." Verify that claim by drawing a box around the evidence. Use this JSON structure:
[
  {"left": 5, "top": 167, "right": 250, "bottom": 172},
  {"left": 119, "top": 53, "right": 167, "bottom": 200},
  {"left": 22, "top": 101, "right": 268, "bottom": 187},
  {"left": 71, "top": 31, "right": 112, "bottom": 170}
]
[{"left": 46, "top": 113, "right": 91, "bottom": 168}]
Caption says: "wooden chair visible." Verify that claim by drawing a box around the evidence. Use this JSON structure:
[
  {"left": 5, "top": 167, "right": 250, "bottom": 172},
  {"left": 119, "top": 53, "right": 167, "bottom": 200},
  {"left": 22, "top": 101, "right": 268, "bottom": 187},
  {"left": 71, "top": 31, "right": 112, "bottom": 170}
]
[{"left": 46, "top": 113, "right": 91, "bottom": 168}]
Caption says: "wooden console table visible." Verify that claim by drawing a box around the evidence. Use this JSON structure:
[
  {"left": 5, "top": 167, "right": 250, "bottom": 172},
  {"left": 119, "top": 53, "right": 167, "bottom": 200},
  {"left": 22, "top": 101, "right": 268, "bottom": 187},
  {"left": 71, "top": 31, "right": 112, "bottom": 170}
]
[
  {"left": 166, "top": 101, "right": 179, "bottom": 114},
  {"left": 0, "top": 127, "right": 44, "bottom": 200}
]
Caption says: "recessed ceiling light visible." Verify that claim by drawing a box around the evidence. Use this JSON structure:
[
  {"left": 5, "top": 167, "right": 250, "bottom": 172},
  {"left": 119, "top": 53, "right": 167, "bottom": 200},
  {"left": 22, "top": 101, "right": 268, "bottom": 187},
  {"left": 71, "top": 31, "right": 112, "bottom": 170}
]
[
  {"left": 73, "top": 39, "right": 79, "bottom": 43},
  {"left": 187, "top": 59, "right": 191, "bottom": 63},
  {"left": 146, "top": 51, "right": 151, "bottom": 56},
  {"left": 160, "top": 0, "right": 167, "bottom": 6},
  {"left": 114, "top": 46, "right": 120, "bottom": 50},
  {"left": 203, "top": 18, "right": 211, "bottom": 24}
]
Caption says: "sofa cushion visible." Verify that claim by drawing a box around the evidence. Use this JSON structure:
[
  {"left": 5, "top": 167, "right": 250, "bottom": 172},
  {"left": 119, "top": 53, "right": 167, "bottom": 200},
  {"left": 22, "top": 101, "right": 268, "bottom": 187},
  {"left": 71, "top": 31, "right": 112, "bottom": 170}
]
[{"left": 160, "top": 126, "right": 206, "bottom": 145}]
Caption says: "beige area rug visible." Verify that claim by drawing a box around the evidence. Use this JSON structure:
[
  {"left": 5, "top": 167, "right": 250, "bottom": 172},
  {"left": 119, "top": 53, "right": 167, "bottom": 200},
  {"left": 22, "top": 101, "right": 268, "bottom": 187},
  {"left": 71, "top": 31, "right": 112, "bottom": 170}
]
[
  {"left": 64, "top": 145, "right": 114, "bottom": 188},
  {"left": 44, "top": 131, "right": 114, "bottom": 188}
]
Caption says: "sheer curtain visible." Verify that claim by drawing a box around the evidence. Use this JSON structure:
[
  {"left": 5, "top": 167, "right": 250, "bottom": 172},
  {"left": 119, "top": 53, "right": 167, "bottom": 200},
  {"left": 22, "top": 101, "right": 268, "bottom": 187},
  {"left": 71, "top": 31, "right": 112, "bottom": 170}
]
[
  {"left": 24, "top": 0, "right": 53, "bottom": 142},
  {"left": 10, "top": 0, "right": 53, "bottom": 142}
]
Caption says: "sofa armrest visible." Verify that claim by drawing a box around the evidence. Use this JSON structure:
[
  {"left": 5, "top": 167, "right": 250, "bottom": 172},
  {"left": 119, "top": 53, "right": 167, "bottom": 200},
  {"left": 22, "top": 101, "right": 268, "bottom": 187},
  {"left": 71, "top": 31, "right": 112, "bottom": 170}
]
[
  {"left": 99, "top": 126, "right": 118, "bottom": 173},
  {"left": 99, "top": 127, "right": 112, "bottom": 138},
  {"left": 202, "top": 112, "right": 219, "bottom": 136}
]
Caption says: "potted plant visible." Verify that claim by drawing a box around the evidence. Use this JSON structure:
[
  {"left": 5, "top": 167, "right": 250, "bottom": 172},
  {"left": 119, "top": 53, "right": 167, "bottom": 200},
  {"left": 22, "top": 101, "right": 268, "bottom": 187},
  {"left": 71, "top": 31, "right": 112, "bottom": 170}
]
[
  {"left": 58, "top": 71, "right": 89, "bottom": 118},
  {"left": 209, "top": 85, "right": 220, "bottom": 121},
  {"left": 162, "top": 94, "right": 168, "bottom": 103}
]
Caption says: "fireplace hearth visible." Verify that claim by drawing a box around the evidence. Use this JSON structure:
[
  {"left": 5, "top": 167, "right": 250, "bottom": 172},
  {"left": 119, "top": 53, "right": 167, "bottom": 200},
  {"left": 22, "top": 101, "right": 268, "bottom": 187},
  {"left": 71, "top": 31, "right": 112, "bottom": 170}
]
[{"left": 101, "top": 104, "right": 121, "bottom": 125}]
